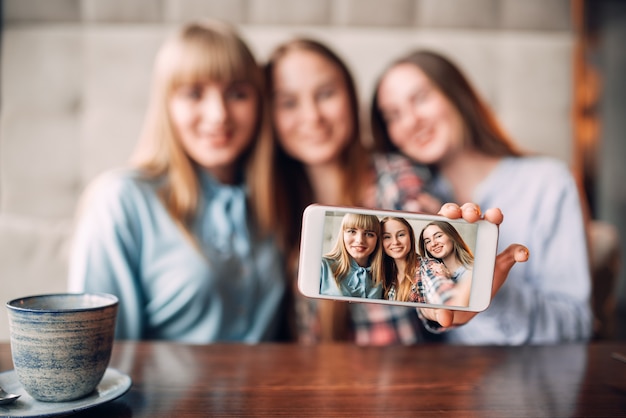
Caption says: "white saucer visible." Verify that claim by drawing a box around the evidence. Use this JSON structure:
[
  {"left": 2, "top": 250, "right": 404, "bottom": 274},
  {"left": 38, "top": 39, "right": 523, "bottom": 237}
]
[{"left": 0, "top": 367, "right": 132, "bottom": 417}]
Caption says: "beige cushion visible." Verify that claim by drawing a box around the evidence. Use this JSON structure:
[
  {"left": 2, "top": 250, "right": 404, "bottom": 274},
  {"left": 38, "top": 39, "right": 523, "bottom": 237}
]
[{"left": 0, "top": 215, "right": 74, "bottom": 341}]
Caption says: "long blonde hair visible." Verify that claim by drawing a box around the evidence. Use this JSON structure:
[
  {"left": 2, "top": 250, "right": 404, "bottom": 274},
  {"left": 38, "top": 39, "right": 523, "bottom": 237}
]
[
  {"left": 325, "top": 213, "right": 384, "bottom": 287},
  {"left": 380, "top": 217, "right": 419, "bottom": 301},
  {"left": 131, "top": 20, "right": 272, "bottom": 241}
]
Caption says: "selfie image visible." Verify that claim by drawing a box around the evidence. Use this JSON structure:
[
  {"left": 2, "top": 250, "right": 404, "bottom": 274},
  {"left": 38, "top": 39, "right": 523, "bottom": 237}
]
[{"left": 319, "top": 210, "right": 477, "bottom": 308}]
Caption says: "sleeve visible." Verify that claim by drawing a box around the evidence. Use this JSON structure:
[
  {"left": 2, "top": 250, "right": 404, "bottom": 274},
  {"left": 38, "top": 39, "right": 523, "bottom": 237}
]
[
  {"left": 449, "top": 161, "right": 593, "bottom": 344},
  {"left": 416, "top": 258, "right": 456, "bottom": 305},
  {"left": 67, "top": 172, "right": 146, "bottom": 340},
  {"left": 500, "top": 166, "right": 593, "bottom": 343},
  {"left": 319, "top": 258, "right": 341, "bottom": 296},
  {"left": 414, "top": 258, "right": 459, "bottom": 334}
]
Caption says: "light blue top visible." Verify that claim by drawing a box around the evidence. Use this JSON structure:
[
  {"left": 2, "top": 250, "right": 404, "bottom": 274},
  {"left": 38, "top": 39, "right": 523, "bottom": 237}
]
[
  {"left": 320, "top": 257, "right": 382, "bottom": 299},
  {"left": 432, "top": 156, "right": 593, "bottom": 344},
  {"left": 450, "top": 266, "right": 470, "bottom": 283},
  {"left": 68, "top": 168, "right": 285, "bottom": 343}
]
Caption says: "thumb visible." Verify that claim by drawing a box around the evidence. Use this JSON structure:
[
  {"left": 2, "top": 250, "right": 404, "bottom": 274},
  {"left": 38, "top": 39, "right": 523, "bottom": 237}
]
[
  {"left": 492, "top": 244, "right": 529, "bottom": 297},
  {"left": 435, "top": 309, "right": 454, "bottom": 328}
]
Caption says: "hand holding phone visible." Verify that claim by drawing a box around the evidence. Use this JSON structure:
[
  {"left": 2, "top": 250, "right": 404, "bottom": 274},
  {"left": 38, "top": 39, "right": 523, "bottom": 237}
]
[{"left": 298, "top": 204, "right": 500, "bottom": 312}]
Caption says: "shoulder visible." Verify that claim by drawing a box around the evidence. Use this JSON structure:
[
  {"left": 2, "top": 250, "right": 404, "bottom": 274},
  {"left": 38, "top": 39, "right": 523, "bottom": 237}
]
[
  {"left": 494, "top": 156, "right": 584, "bottom": 228},
  {"left": 88, "top": 167, "right": 153, "bottom": 194},
  {"left": 85, "top": 168, "right": 161, "bottom": 201},
  {"left": 452, "top": 265, "right": 470, "bottom": 281},
  {"left": 320, "top": 257, "right": 337, "bottom": 282},
  {"left": 321, "top": 257, "right": 335, "bottom": 270},
  {"left": 77, "top": 167, "right": 160, "bottom": 220},
  {"left": 498, "top": 156, "right": 578, "bottom": 195},
  {"left": 503, "top": 156, "right": 572, "bottom": 179}
]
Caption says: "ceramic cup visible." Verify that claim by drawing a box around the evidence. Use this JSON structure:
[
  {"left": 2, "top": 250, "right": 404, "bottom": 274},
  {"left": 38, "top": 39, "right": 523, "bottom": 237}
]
[{"left": 6, "top": 293, "right": 118, "bottom": 402}]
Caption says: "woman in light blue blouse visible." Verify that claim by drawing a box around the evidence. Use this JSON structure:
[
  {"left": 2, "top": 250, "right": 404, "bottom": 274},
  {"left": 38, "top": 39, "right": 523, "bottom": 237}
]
[
  {"left": 320, "top": 213, "right": 384, "bottom": 299},
  {"left": 371, "top": 50, "right": 591, "bottom": 344},
  {"left": 68, "top": 20, "right": 286, "bottom": 343},
  {"left": 262, "top": 38, "right": 529, "bottom": 344}
]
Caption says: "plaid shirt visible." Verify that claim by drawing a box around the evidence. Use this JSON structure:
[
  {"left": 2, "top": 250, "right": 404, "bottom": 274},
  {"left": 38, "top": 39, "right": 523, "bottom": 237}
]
[
  {"left": 355, "top": 153, "right": 450, "bottom": 345},
  {"left": 413, "top": 257, "right": 456, "bottom": 304},
  {"left": 349, "top": 260, "right": 451, "bottom": 345},
  {"left": 349, "top": 303, "right": 424, "bottom": 345},
  {"left": 363, "top": 152, "right": 432, "bottom": 211},
  {"left": 387, "top": 258, "right": 454, "bottom": 305}
]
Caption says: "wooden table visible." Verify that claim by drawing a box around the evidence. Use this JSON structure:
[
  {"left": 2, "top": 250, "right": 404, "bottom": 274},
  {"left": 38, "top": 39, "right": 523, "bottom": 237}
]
[{"left": 1, "top": 341, "right": 625, "bottom": 417}]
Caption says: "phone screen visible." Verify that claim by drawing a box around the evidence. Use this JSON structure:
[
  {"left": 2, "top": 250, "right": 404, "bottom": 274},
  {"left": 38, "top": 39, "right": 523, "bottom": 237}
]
[
  {"left": 298, "top": 205, "right": 497, "bottom": 312},
  {"left": 320, "top": 209, "right": 477, "bottom": 307}
]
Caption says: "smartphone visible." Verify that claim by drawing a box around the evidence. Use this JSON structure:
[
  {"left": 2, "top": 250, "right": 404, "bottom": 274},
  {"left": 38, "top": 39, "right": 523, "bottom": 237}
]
[{"left": 297, "top": 204, "right": 499, "bottom": 312}]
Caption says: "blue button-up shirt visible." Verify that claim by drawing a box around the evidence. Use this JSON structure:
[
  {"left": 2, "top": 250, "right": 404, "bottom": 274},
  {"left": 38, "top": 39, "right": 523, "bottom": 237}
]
[
  {"left": 68, "top": 168, "right": 285, "bottom": 343},
  {"left": 320, "top": 257, "right": 382, "bottom": 299}
]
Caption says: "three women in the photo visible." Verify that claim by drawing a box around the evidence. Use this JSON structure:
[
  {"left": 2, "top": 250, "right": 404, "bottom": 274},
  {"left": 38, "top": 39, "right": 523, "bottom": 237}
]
[{"left": 320, "top": 213, "right": 474, "bottom": 308}]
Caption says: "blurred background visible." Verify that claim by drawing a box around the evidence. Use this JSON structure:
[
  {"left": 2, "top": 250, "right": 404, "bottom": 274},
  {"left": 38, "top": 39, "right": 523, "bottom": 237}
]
[{"left": 0, "top": 0, "right": 624, "bottom": 341}]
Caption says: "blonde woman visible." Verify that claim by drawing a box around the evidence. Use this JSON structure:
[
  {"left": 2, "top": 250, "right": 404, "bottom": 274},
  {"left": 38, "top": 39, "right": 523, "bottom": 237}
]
[
  {"left": 68, "top": 20, "right": 285, "bottom": 343},
  {"left": 320, "top": 213, "right": 384, "bottom": 299}
]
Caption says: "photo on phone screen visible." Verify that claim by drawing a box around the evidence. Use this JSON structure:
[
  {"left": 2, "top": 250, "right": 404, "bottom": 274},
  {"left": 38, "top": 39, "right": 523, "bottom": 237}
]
[{"left": 298, "top": 205, "right": 499, "bottom": 312}]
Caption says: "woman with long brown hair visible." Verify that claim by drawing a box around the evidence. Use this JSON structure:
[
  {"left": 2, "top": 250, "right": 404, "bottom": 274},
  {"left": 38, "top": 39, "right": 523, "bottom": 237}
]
[
  {"left": 380, "top": 216, "right": 458, "bottom": 305},
  {"left": 371, "top": 50, "right": 590, "bottom": 344}
]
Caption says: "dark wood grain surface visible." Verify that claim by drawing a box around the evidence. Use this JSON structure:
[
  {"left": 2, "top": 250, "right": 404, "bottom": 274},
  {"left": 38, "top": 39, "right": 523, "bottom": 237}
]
[{"left": 1, "top": 342, "right": 625, "bottom": 417}]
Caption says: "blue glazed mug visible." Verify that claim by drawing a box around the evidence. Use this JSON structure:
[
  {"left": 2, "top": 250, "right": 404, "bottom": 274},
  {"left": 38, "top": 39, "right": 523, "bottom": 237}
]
[{"left": 6, "top": 293, "right": 118, "bottom": 402}]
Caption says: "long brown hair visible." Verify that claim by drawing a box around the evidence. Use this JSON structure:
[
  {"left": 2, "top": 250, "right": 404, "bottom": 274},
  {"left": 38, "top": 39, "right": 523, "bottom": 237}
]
[
  {"left": 261, "top": 39, "right": 372, "bottom": 342},
  {"left": 370, "top": 50, "right": 522, "bottom": 158},
  {"left": 380, "top": 217, "right": 418, "bottom": 301},
  {"left": 418, "top": 220, "right": 474, "bottom": 268},
  {"left": 131, "top": 20, "right": 272, "bottom": 242},
  {"left": 261, "top": 38, "right": 370, "bottom": 254}
]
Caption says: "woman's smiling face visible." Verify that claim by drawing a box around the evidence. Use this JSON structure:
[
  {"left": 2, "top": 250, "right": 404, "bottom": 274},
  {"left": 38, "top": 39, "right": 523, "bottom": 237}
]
[
  {"left": 376, "top": 62, "right": 466, "bottom": 166},
  {"left": 169, "top": 79, "right": 258, "bottom": 183},
  {"left": 422, "top": 224, "right": 453, "bottom": 259},
  {"left": 382, "top": 219, "right": 411, "bottom": 260},
  {"left": 343, "top": 226, "right": 378, "bottom": 266},
  {"left": 271, "top": 48, "right": 354, "bottom": 167}
]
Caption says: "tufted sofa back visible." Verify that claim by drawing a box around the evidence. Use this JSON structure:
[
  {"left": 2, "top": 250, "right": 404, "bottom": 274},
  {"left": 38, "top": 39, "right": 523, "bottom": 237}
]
[{"left": 0, "top": 1, "right": 576, "bottom": 340}]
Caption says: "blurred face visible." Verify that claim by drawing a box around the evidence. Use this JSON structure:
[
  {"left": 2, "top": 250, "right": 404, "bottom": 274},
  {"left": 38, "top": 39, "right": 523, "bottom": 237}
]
[
  {"left": 271, "top": 49, "right": 354, "bottom": 167},
  {"left": 376, "top": 63, "right": 465, "bottom": 165},
  {"left": 343, "top": 226, "right": 378, "bottom": 267},
  {"left": 382, "top": 220, "right": 411, "bottom": 260},
  {"left": 169, "top": 80, "right": 258, "bottom": 183},
  {"left": 422, "top": 225, "right": 453, "bottom": 259}
]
